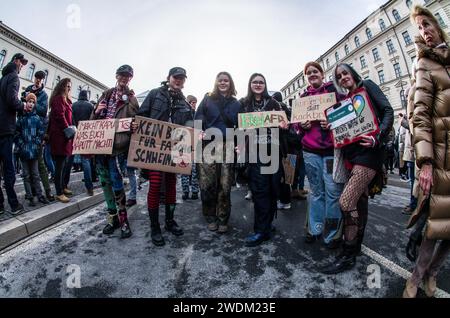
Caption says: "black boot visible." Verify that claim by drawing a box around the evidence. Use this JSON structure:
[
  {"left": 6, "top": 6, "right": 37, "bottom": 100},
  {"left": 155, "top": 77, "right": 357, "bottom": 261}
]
[
  {"left": 149, "top": 209, "right": 165, "bottom": 246},
  {"left": 165, "top": 204, "right": 184, "bottom": 236},
  {"left": 103, "top": 212, "right": 120, "bottom": 235},
  {"left": 119, "top": 210, "right": 132, "bottom": 239},
  {"left": 320, "top": 243, "right": 357, "bottom": 275}
]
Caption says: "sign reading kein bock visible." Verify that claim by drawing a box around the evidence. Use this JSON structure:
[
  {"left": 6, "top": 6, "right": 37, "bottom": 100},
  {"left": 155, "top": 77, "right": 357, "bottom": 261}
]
[
  {"left": 291, "top": 92, "right": 336, "bottom": 123},
  {"left": 127, "top": 116, "right": 194, "bottom": 175},
  {"left": 239, "top": 111, "right": 288, "bottom": 129},
  {"left": 72, "top": 119, "right": 116, "bottom": 155},
  {"left": 325, "top": 88, "right": 380, "bottom": 149}
]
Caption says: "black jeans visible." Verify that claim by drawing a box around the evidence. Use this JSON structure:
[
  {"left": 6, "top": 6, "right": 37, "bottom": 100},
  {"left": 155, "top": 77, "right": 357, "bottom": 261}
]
[
  {"left": 248, "top": 163, "right": 281, "bottom": 235},
  {"left": 63, "top": 155, "right": 74, "bottom": 188},
  {"left": 52, "top": 155, "right": 67, "bottom": 196},
  {"left": 0, "top": 136, "right": 19, "bottom": 208}
]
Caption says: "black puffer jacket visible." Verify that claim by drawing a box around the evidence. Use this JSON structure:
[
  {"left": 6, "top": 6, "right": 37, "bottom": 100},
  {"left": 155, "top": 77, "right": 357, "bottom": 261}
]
[
  {"left": 137, "top": 84, "right": 193, "bottom": 126},
  {"left": 0, "top": 62, "right": 24, "bottom": 137},
  {"left": 72, "top": 90, "right": 94, "bottom": 127}
]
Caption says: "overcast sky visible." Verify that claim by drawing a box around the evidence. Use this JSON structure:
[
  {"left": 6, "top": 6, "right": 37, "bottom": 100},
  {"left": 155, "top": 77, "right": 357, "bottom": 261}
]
[{"left": 2, "top": 0, "right": 387, "bottom": 100}]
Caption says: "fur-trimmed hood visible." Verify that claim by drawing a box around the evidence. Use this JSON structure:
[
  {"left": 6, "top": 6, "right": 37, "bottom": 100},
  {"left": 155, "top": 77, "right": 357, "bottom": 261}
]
[{"left": 415, "top": 36, "right": 450, "bottom": 66}]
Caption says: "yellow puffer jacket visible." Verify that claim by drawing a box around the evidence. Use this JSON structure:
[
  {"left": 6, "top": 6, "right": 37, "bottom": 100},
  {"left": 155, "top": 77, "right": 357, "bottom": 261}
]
[{"left": 408, "top": 39, "right": 450, "bottom": 240}]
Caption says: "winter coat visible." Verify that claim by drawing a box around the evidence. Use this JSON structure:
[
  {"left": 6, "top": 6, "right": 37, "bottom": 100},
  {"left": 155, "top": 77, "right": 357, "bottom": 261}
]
[
  {"left": 91, "top": 87, "right": 139, "bottom": 156},
  {"left": 48, "top": 95, "right": 73, "bottom": 156},
  {"left": 195, "top": 94, "right": 241, "bottom": 136},
  {"left": 297, "top": 82, "right": 344, "bottom": 156},
  {"left": 15, "top": 110, "right": 45, "bottom": 160},
  {"left": 407, "top": 40, "right": 450, "bottom": 240},
  {"left": 137, "top": 85, "right": 193, "bottom": 127},
  {"left": 22, "top": 84, "right": 48, "bottom": 120},
  {"left": 341, "top": 79, "right": 394, "bottom": 171},
  {"left": 72, "top": 90, "right": 94, "bottom": 127},
  {"left": 0, "top": 62, "right": 24, "bottom": 137}
]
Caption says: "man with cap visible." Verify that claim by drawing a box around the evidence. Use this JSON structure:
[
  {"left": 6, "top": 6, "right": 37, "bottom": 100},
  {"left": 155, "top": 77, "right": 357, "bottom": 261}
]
[
  {"left": 0, "top": 53, "right": 29, "bottom": 215},
  {"left": 91, "top": 65, "right": 139, "bottom": 239},
  {"left": 135, "top": 67, "right": 193, "bottom": 247},
  {"left": 22, "top": 70, "right": 55, "bottom": 202}
]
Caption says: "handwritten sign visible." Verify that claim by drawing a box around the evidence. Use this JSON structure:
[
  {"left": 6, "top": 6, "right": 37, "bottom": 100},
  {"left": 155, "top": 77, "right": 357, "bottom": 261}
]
[
  {"left": 72, "top": 119, "right": 116, "bottom": 155},
  {"left": 291, "top": 93, "right": 337, "bottom": 123},
  {"left": 325, "top": 88, "right": 380, "bottom": 149},
  {"left": 239, "top": 111, "right": 288, "bottom": 129},
  {"left": 116, "top": 118, "right": 132, "bottom": 133},
  {"left": 282, "top": 154, "right": 297, "bottom": 185},
  {"left": 127, "top": 116, "right": 194, "bottom": 175}
]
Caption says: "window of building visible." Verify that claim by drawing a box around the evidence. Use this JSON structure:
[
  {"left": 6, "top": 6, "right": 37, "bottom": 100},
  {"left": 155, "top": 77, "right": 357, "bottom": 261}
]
[
  {"left": 378, "top": 70, "right": 385, "bottom": 84},
  {"left": 55, "top": 76, "right": 61, "bottom": 86},
  {"left": 400, "top": 89, "right": 407, "bottom": 107},
  {"left": 386, "top": 39, "right": 396, "bottom": 54},
  {"left": 379, "top": 19, "right": 386, "bottom": 31},
  {"left": 355, "top": 36, "right": 361, "bottom": 48},
  {"left": 326, "top": 58, "right": 330, "bottom": 69},
  {"left": 435, "top": 13, "right": 446, "bottom": 27},
  {"left": 394, "top": 63, "right": 402, "bottom": 78},
  {"left": 406, "top": 0, "right": 412, "bottom": 9},
  {"left": 360, "top": 56, "right": 367, "bottom": 69},
  {"left": 393, "top": 9, "right": 401, "bottom": 22},
  {"left": 26, "top": 63, "right": 35, "bottom": 80},
  {"left": 366, "top": 28, "right": 373, "bottom": 40},
  {"left": 402, "top": 31, "right": 413, "bottom": 46},
  {"left": 345, "top": 44, "right": 350, "bottom": 56},
  {"left": 373, "top": 48, "right": 380, "bottom": 61},
  {"left": 0, "top": 50, "right": 6, "bottom": 69},
  {"left": 44, "top": 70, "right": 49, "bottom": 86},
  {"left": 335, "top": 51, "right": 340, "bottom": 62}
]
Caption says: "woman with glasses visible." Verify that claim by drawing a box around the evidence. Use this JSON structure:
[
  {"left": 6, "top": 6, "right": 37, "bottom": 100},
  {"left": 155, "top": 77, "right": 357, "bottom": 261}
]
[
  {"left": 48, "top": 78, "right": 74, "bottom": 203},
  {"left": 403, "top": 5, "right": 450, "bottom": 298},
  {"left": 296, "top": 62, "right": 345, "bottom": 249},
  {"left": 239, "top": 73, "right": 288, "bottom": 247},
  {"left": 195, "top": 72, "right": 241, "bottom": 234},
  {"left": 320, "top": 64, "right": 393, "bottom": 274}
]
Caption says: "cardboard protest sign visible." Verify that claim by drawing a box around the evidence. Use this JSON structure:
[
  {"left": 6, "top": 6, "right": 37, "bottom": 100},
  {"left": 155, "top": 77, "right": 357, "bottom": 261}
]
[
  {"left": 282, "top": 154, "right": 297, "bottom": 185},
  {"left": 72, "top": 119, "right": 116, "bottom": 155},
  {"left": 325, "top": 88, "right": 380, "bottom": 149},
  {"left": 127, "top": 116, "right": 194, "bottom": 175},
  {"left": 291, "top": 93, "right": 336, "bottom": 123},
  {"left": 239, "top": 111, "right": 288, "bottom": 129},
  {"left": 116, "top": 118, "right": 132, "bottom": 133}
]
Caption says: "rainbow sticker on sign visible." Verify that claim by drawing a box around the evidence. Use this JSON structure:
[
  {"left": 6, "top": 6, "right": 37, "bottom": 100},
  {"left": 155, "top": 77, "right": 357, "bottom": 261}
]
[{"left": 353, "top": 95, "right": 366, "bottom": 116}]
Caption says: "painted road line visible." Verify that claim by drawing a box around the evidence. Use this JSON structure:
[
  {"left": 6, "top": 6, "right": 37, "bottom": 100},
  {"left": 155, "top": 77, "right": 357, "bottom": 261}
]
[{"left": 362, "top": 245, "right": 450, "bottom": 298}]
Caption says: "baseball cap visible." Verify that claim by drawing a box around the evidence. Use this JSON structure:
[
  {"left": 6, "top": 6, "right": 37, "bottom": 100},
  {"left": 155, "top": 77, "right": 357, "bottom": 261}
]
[
  {"left": 11, "top": 53, "right": 28, "bottom": 65},
  {"left": 169, "top": 67, "right": 187, "bottom": 78}
]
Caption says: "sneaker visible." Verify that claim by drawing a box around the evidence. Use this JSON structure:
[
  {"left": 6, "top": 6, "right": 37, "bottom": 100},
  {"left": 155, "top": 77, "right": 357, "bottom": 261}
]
[
  {"left": 87, "top": 189, "right": 94, "bottom": 197},
  {"left": 277, "top": 201, "right": 291, "bottom": 210},
  {"left": 38, "top": 196, "right": 50, "bottom": 204},
  {"left": 207, "top": 223, "right": 218, "bottom": 232},
  {"left": 245, "top": 233, "right": 271, "bottom": 247},
  {"left": 63, "top": 188, "right": 73, "bottom": 196},
  {"left": 126, "top": 199, "right": 137, "bottom": 207},
  {"left": 10, "top": 203, "right": 24, "bottom": 215},
  {"left": 56, "top": 195, "right": 70, "bottom": 203},
  {"left": 245, "top": 191, "right": 252, "bottom": 201},
  {"left": 217, "top": 225, "right": 229, "bottom": 234},
  {"left": 190, "top": 193, "right": 199, "bottom": 200}
]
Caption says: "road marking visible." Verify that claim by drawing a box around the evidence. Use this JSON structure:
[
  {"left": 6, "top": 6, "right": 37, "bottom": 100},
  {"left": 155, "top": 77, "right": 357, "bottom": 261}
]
[{"left": 362, "top": 245, "right": 450, "bottom": 298}]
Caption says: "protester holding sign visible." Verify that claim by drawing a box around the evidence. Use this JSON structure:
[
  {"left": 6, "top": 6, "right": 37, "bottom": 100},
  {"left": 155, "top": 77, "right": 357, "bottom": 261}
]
[
  {"left": 195, "top": 72, "right": 241, "bottom": 234},
  {"left": 136, "top": 67, "right": 193, "bottom": 247},
  {"left": 295, "top": 62, "right": 345, "bottom": 249},
  {"left": 91, "top": 65, "right": 139, "bottom": 239},
  {"left": 320, "top": 64, "right": 393, "bottom": 274},
  {"left": 239, "top": 73, "right": 288, "bottom": 247},
  {"left": 48, "top": 78, "right": 74, "bottom": 204}
]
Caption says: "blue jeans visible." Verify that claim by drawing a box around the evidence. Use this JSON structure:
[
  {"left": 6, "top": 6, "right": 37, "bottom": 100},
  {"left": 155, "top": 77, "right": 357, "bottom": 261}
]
[
  {"left": 407, "top": 161, "right": 417, "bottom": 209},
  {"left": 0, "top": 136, "right": 19, "bottom": 208},
  {"left": 81, "top": 157, "right": 93, "bottom": 191},
  {"left": 96, "top": 156, "right": 124, "bottom": 192},
  {"left": 304, "top": 152, "right": 344, "bottom": 243},
  {"left": 44, "top": 144, "right": 55, "bottom": 177},
  {"left": 118, "top": 154, "right": 137, "bottom": 200}
]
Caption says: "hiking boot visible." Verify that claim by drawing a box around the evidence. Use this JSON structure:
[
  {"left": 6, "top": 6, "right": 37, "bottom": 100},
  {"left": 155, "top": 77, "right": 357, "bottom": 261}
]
[
  {"left": 38, "top": 196, "right": 50, "bottom": 204},
  {"left": 56, "top": 194, "right": 70, "bottom": 203},
  {"left": 10, "top": 203, "right": 24, "bottom": 215},
  {"left": 149, "top": 209, "right": 165, "bottom": 246},
  {"left": 165, "top": 205, "right": 184, "bottom": 236},
  {"left": 102, "top": 213, "right": 120, "bottom": 235}
]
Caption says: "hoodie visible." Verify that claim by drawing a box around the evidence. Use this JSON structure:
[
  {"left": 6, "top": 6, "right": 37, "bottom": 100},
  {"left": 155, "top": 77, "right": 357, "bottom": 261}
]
[{"left": 0, "top": 62, "right": 24, "bottom": 137}]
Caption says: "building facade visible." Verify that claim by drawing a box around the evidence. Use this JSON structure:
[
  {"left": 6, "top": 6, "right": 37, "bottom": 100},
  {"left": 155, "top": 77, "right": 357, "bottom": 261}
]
[
  {"left": 0, "top": 21, "right": 108, "bottom": 103},
  {"left": 281, "top": 0, "right": 450, "bottom": 116}
]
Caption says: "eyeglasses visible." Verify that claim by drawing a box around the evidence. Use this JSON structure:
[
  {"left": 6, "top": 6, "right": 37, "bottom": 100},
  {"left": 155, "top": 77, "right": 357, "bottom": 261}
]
[
  {"left": 335, "top": 71, "right": 349, "bottom": 81},
  {"left": 251, "top": 81, "right": 265, "bottom": 86}
]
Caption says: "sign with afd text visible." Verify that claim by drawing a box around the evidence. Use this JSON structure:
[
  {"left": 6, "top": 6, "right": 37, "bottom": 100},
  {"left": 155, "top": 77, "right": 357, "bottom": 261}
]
[
  {"left": 325, "top": 88, "right": 380, "bottom": 149},
  {"left": 127, "top": 116, "right": 194, "bottom": 175},
  {"left": 239, "top": 111, "right": 288, "bottom": 129},
  {"left": 291, "top": 93, "right": 337, "bottom": 123},
  {"left": 72, "top": 119, "right": 116, "bottom": 155}
]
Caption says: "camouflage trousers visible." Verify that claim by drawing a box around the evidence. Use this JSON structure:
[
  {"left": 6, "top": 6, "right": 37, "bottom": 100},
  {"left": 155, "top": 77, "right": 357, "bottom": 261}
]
[{"left": 198, "top": 163, "right": 234, "bottom": 226}]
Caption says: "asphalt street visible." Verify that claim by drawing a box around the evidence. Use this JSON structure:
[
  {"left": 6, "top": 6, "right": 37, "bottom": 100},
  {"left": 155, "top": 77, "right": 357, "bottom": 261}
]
[{"left": 0, "top": 177, "right": 449, "bottom": 298}]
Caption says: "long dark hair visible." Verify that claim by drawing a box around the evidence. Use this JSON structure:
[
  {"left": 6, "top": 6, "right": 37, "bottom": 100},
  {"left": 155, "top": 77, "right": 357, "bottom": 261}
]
[
  {"left": 210, "top": 72, "right": 237, "bottom": 99},
  {"left": 243, "top": 73, "right": 271, "bottom": 105},
  {"left": 333, "top": 63, "right": 363, "bottom": 94},
  {"left": 49, "top": 78, "right": 71, "bottom": 109}
]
